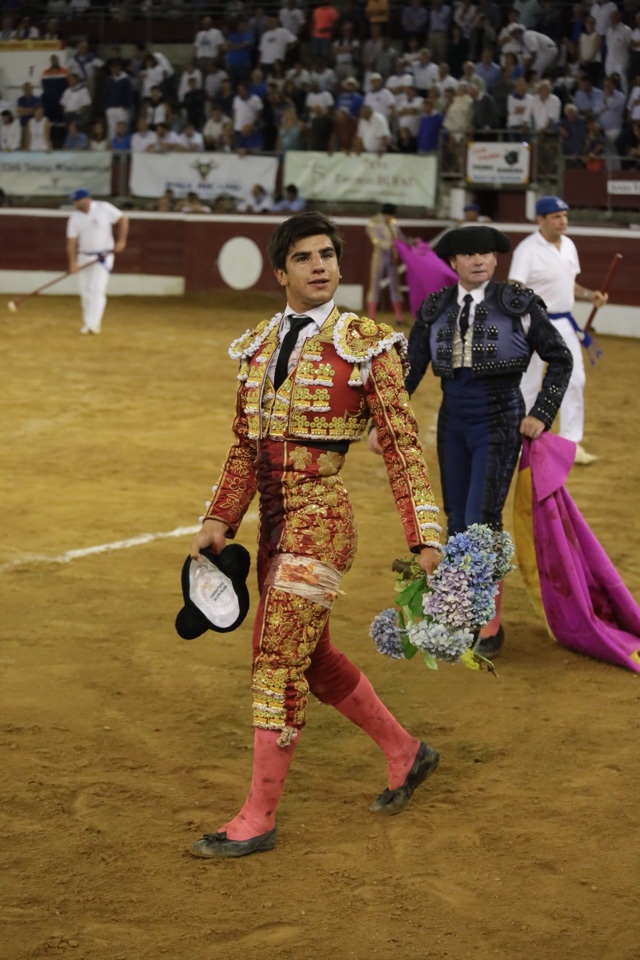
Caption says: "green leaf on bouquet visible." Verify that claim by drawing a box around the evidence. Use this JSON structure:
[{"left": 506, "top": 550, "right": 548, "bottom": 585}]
[
  {"left": 395, "top": 575, "right": 427, "bottom": 609},
  {"left": 423, "top": 652, "right": 438, "bottom": 670},
  {"left": 401, "top": 634, "right": 419, "bottom": 660}
]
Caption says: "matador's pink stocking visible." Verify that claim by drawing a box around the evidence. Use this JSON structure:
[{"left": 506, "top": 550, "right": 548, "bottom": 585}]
[
  {"left": 220, "top": 729, "right": 299, "bottom": 841},
  {"left": 333, "top": 673, "right": 420, "bottom": 790},
  {"left": 479, "top": 580, "right": 504, "bottom": 639}
]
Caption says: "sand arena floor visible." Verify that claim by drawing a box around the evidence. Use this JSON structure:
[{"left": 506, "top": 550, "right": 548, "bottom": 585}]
[{"left": 1, "top": 291, "right": 639, "bottom": 960}]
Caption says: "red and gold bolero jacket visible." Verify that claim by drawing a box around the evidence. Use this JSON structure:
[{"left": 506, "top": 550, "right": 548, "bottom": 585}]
[{"left": 203, "top": 307, "right": 441, "bottom": 552}]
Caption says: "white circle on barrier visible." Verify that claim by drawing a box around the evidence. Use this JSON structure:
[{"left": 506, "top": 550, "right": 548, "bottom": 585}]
[{"left": 217, "top": 237, "right": 263, "bottom": 290}]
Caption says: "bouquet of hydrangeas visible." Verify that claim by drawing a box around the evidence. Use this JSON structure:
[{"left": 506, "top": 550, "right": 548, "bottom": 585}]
[{"left": 370, "top": 524, "right": 515, "bottom": 674}]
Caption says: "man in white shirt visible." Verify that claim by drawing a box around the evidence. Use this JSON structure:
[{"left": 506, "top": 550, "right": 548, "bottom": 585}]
[
  {"left": 177, "top": 61, "right": 203, "bottom": 104},
  {"left": 177, "top": 122, "right": 205, "bottom": 151},
  {"left": 258, "top": 16, "right": 297, "bottom": 72},
  {"left": 279, "top": 0, "right": 305, "bottom": 37},
  {"left": 506, "top": 76, "right": 533, "bottom": 133},
  {"left": 194, "top": 16, "right": 226, "bottom": 68},
  {"left": 131, "top": 116, "right": 158, "bottom": 152},
  {"left": 530, "top": 79, "right": 561, "bottom": 132},
  {"left": 605, "top": 9, "right": 632, "bottom": 91},
  {"left": 364, "top": 73, "right": 396, "bottom": 122},
  {"left": 396, "top": 78, "right": 424, "bottom": 137},
  {"left": 508, "top": 195, "right": 608, "bottom": 463},
  {"left": 232, "top": 81, "right": 264, "bottom": 150},
  {"left": 412, "top": 48, "right": 440, "bottom": 93},
  {"left": 515, "top": 27, "right": 558, "bottom": 79},
  {"left": 203, "top": 104, "right": 232, "bottom": 150},
  {"left": 0, "top": 110, "right": 22, "bottom": 151},
  {"left": 66, "top": 188, "right": 129, "bottom": 335},
  {"left": 354, "top": 104, "right": 391, "bottom": 154},
  {"left": 60, "top": 74, "right": 92, "bottom": 130},
  {"left": 237, "top": 183, "right": 272, "bottom": 212},
  {"left": 590, "top": 0, "right": 617, "bottom": 37}
]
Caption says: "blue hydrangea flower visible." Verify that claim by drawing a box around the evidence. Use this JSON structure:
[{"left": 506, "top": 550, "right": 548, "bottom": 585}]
[
  {"left": 370, "top": 608, "right": 406, "bottom": 659},
  {"left": 408, "top": 620, "right": 474, "bottom": 663}
]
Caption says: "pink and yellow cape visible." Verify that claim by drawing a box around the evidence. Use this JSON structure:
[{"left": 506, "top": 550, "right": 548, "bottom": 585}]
[{"left": 514, "top": 433, "right": 640, "bottom": 672}]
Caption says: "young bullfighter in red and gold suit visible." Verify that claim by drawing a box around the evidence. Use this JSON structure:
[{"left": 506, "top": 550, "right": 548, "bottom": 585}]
[{"left": 189, "top": 212, "right": 442, "bottom": 859}]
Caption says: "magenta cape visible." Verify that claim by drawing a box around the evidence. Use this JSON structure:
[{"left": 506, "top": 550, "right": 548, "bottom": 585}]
[
  {"left": 514, "top": 433, "right": 640, "bottom": 672},
  {"left": 396, "top": 239, "right": 458, "bottom": 318}
]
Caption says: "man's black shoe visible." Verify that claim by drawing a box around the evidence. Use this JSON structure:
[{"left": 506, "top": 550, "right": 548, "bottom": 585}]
[
  {"left": 475, "top": 625, "right": 505, "bottom": 659},
  {"left": 371, "top": 742, "right": 440, "bottom": 815}
]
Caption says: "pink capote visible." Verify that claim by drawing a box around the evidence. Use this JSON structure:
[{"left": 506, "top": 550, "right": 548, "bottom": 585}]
[
  {"left": 520, "top": 433, "right": 640, "bottom": 672},
  {"left": 395, "top": 238, "right": 458, "bottom": 318}
]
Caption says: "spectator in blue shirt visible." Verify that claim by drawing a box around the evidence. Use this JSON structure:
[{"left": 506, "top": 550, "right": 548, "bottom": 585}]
[
  {"left": 573, "top": 74, "right": 604, "bottom": 117},
  {"left": 16, "top": 82, "right": 41, "bottom": 128},
  {"left": 402, "top": 0, "right": 428, "bottom": 45},
  {"left": 559, "top": 102, "right": 586, "bottom": 167},
  {"left": 112, "top": 120, "right": 132, "bottom": 150},
  {"left": 475, "top": 49, "right": 502, "bottom": 92},
  {"left": 226, "top": 18, "right": 254, "bottom": 86},
  {"left": 103, "top": 61, "right": 134, "bottom": 143},
  {"left": 335, "top": 77, "right": 363, "bottom": 116},
  {"left": 273, "top": 183, "right": 306, "bottom": 211},
  {"left": 417, "top": 98, "right": 444, "bottom": 153},
  {"left": 64, "top": 120, "right": 88, "bottom": 150}
]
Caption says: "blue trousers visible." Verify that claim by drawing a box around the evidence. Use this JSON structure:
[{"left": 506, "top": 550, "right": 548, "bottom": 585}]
[{"left": 437, "top": 369, "right": 524, "bottom": 536}]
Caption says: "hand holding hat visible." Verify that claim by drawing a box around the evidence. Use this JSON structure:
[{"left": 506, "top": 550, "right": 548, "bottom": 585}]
[{"left": 175, "top": 544, "right": 251, "bottom": 638}]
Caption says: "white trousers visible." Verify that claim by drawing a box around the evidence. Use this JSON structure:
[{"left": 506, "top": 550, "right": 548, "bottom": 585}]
[
  {"left": 77, "top": 253, "right": 114, "bottom": 333},
  {"left": 106, "top": 106, "right": 128, "bottom": 142},
  {"left": 520, "top": 316, "right": 585, "bottom": 443}
]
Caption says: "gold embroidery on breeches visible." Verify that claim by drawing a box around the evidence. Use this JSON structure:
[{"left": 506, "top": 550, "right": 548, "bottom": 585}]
[{"left": 252, "top": 555, "right": 342, "bottom": 744}]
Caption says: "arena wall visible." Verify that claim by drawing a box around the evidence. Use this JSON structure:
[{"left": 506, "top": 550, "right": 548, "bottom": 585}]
[{"left": 1, "top": 209, "right": 639, "bottom": 337}]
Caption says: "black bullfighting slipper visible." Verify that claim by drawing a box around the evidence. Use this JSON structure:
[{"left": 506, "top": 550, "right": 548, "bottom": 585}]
[
  {"left": 190, "top": 828, "right": 277, "bottom": 859},
  {"left": 474, "top": 625, "right": 505, "bottom": 660},
  {"left": 370, "top": 742, "right": 440, "bottom": 815}
]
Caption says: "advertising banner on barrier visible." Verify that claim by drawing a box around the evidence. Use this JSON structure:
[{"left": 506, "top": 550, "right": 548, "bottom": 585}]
[
  {"left": 283, "top": 151, "right": 438, "bottom": 207},
  {"left": 129, "top": 153, "right": 279, "bottom": 200},
  {"left": 466, "top": 141, "right": 531, "bottom": 185},
  {"left": 0, "top": 151, "right": 111, "bottom": 196}
]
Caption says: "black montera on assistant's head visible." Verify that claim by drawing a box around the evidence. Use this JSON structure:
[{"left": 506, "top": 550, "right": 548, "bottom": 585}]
[{"left": 267, "top": 211, "right": 344, "bottom": 271}]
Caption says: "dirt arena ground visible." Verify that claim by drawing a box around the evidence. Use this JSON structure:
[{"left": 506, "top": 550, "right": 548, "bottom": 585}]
[{"left": 1, "top": 291, "right": 639, "bottom": 960}]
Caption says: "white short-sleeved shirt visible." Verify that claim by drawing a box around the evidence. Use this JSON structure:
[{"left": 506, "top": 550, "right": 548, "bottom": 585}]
[
  {"left": 66, "top": 200, "right": 122, "bottom": 254},
  {"left": 357, "top": 110, "right": 391, "bottom": 152},
  {"left": 232, "top": 94, "right": 263, "bottom": 132},
  {"left": 259, "top": 27, "right": 296, "bottom": 65},
  {"left": 508, "top": 230, "right": 580, "bottom": 313},
  {"left": 194, "top": 27, "right": 225, "bottom": 60}
]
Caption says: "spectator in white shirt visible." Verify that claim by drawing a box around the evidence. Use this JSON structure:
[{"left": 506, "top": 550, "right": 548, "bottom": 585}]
[
  {"left": 385, "top": 58, "right": 410, "bottom": 97},
  {"left": 178, "top": 61, "right": 203, "bottom": 104},
  {"left": 131, "top": 116, "right": 158, "bottom": 152},
  {"left": 454, "top": 0, "right": 478, "bottom": 38},
  {"left": 0, "top": 110, "right": 22, "bottom": 151},
  {"left": 153, "top": 123, "right": 182, "bottom": 152},
  {"left": 177, "top": 122, "right": 205, "bottom": 151},
  {"left": 287, "top": 63, "right": 311, "bottom": 90},
  {"left": 354, "top": 104, "right": 391, "bottom": 153},
  {"left": 259, "top": 16, "right": 297, "bottom": 73},
  {"left": 232, "top": 81, "right": 264, "bottom": 150},
  {"left": 437, "top": 62, "right": 460, "bottom": 94},
  {"left": 194, "top": 16, "right": 226, "bottom": 69},
  {"left": 147, "top": 87, "right": 173, "bottom": 129},
  {"left": 203, "top": 104, "right": 233, "bottom": 150},
  {"left": 412, "top": 48, "right": 440, "bottom": 93},
  {"left": 204, "top": 62, "right": 230, "bottom": 101},
  {"left": 514, "top": 27, "right": 558, "bottom": 79},
  {"left": 627, "top": 72, "right": 640, "bottom": 121},
  {"left": 27, "top": 105, "right": 51, "bottom": 151},
  {"left": 237, "top": 183, "right": 272, "bottom": 212},
  {"left": 364, "top": 72, "right": 396, "bottom": 121},
  {"left": 590, "top": 0, "right": 617, "bottom": 37},
  {"left": 141, "top": 54, "right": 167, "bottom": 100},
  {"left": 60, "top": 74, "right": 92, "bottom": 130},
  {"left": 396, "top": 77, "right": 424, "bottom": 136},
  {"left": 280, "top": 0, "right": 305, "bottom": 37},
  {"left": 305, "top": 78, "right": 334, "bottom": 149},
  {"left": 310, "top": 61, "right": 338, "bottom": 93},
  {"left": 530, "top": 79, "right": 561, "bottom": 133},
  {"left": 506, "top": 76, "right": 533, "bottom": 134},
  {"left": 605, "top": 9, "right": 632, "bottom": 91}
]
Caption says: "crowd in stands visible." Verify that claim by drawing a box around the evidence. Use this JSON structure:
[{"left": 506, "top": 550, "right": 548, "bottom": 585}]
[{"left": 2, "top": 0, "right": 640, "bottom": 173}]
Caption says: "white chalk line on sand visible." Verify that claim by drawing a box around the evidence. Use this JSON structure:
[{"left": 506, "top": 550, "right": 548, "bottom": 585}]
[{"left": 0, "top": 512, "right": 258, "bottom": 573}]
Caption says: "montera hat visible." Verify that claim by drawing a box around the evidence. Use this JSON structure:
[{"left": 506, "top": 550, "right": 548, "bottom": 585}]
[
  {"left": 535, "top": 195, "right": 569, "bottom": 216},
  {"left": 434, "top": 226, "right": 511, "bottom": 260},
  {"left": 70, "top": 188, "right": 92, "bottom": 201},
  {"left": 175, "top": 544, "right": 251, "bottom": 639}
]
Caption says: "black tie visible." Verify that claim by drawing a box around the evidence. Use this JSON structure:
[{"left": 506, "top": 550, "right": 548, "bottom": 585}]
[
  {"left": 459, "top": 293, "right": 473, "bottom": 342},
  {"left": 273, "top": 315, "right": 313, "bottom": 389}
]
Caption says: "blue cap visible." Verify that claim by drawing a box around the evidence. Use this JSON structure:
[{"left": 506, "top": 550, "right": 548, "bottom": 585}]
[
  {"left": 464, "top": 203, "right": 480, "bottom": 212},
  {"left": 70, "top": 188, "right": 91, "bottom": 202},
  {"left": 536, "top": 195, "right": 569, "bottom": 217}
]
